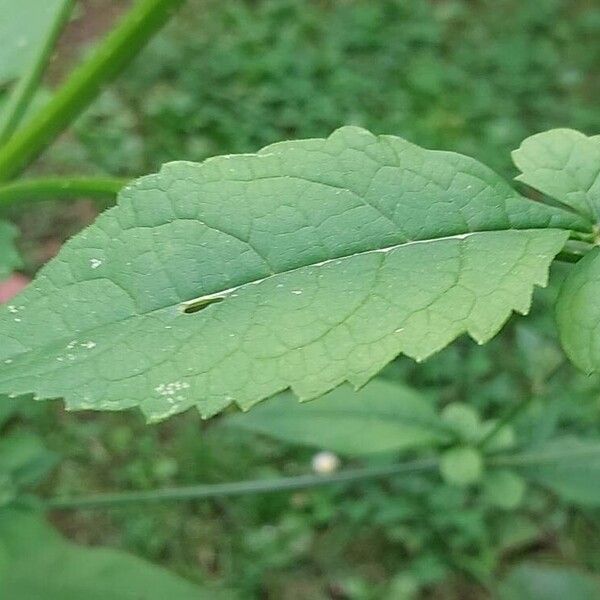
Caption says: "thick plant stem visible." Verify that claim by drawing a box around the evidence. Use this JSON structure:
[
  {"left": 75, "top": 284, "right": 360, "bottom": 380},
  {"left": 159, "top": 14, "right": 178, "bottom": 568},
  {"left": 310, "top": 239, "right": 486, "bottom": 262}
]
[
  {"left": 44, "top": 458, "right": 438, "bottom": 510},
  {"left": 0, "top": 177, "right": 128, "bottom": 206},
  {"left": 0, "top": 0, "right": 184, "bottom": 182},
  {"left": 0, "top": 1, "right": 75, "bottom": 145}
]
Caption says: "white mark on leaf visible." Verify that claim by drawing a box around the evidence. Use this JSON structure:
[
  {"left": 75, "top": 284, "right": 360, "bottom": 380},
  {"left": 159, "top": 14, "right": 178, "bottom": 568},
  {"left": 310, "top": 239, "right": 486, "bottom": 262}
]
[{"left": 155, "top": 381, "right": 191, "bottom": 397}]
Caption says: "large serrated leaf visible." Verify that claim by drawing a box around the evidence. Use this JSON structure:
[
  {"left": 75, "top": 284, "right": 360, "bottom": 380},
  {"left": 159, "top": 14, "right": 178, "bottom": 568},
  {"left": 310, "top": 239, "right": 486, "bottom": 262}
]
[
  {"left": 0, "top": 220, "right": 21, "bottom": 279},
  {"left": 512, "top": 128, "right": 600, "bottom": 222},
  {"left": 0, "top": 127, "right": 582, "bottom": 421},
  {"left": 0, "top": 509, "right": 208, "bottom": 599},
  {"left": 224, "top": 378, "right": 450, "bottom": 455}
]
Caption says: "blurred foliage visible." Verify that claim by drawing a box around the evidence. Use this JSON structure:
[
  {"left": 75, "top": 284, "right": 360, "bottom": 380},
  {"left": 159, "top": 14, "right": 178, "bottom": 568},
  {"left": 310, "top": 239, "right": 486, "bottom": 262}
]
[
  {"left": 70, "top": 0, "right": 599, "bottom": 179},
  {"left": 2, "top": 0, "right": 600, "bottom": 598}
]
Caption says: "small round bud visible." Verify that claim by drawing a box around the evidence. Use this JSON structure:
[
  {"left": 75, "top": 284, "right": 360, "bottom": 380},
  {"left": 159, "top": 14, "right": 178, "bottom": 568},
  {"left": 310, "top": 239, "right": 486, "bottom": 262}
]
[{"left": 312, "top": 451, "right": 340, "bottom": 474}]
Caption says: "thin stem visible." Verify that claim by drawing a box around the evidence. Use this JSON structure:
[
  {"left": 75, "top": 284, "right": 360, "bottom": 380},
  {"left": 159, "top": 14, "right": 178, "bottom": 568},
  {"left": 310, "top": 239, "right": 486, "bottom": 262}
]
[
  {"left": 44, "top": 458, "right": 438, "bottom": 511},
  {"left": 0, "top": 0, "right": 184, "bottom": 182},
  {"left": 0, "top": 1, "right": 75, "bottom": 145},
  {"left": 0, "top": 177, "right": 128, "bottom": 206}
]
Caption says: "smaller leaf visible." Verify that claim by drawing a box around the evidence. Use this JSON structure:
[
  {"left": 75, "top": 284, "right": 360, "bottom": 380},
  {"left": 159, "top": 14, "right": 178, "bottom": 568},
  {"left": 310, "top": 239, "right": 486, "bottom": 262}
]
[
  {"left": 439, "top": 446, "right": 483, "bottom": 486},
  {"left": 556, "top": 247, "right": 600, "bottom": 373},
  {"left": 499, "top": 563, "right": 600, "bottom": 600},
  {"left": 512, "top": 128, "right": 600, "bottom": 222},
  {"left": 0, "top": 220, "right": 21, "bottom": 280},
  {"left": 0, "top": 508, "right": 209, "bottom": 600},
  {"left": 510, "top": 437, "right": 600, "bottom": 506},
  {"left": 224, "top": 379, "right": 450, "bottom": 455}
]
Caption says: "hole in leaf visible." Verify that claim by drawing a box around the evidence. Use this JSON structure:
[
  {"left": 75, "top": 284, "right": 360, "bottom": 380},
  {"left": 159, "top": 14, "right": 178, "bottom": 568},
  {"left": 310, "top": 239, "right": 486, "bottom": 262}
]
[{"left": 182, "top": 295, "right": 226, "bottom": 314}]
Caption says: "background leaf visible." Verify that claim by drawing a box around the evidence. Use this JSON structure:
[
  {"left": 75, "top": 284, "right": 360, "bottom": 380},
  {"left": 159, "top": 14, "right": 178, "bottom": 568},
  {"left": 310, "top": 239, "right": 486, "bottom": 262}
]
[
  {"left": 512, "top": 128, "right": 600, "bottom": 222},
  {"left": 0, "top": 0, "right": 71, "bottom": 88},
  {"left": 0, "top": 127, "right": 580, "bottom": 421},
  {"left": 224, "top": 378, "right": 450, "bottom": 455},
  {"left": 498, "top": 563, "right": 600, "bottom": 600},
  {"left": 509, "top": 437, "right": 600, "bottom": 506},
  {"left": 0, "top": 508, "right": 208, "bottom": 599}
]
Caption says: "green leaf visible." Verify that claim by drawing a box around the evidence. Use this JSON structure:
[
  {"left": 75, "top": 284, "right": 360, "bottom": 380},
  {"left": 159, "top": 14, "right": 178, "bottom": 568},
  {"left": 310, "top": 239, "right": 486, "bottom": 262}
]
[
  {"left": 556, "top": 247, "right": 600, "bottom": 373},
  {"left": 512, "top": 128, "right": 600, "bottom": 222},
  {"left": 508, "top": 437, "right": 600, "bottom": 506},
  {"left": 0, "top": 508, "right": 207, "bottom": 599},
  {"left": 0, "top": 0, "right": 71, "bottom": 87},
  {"left": 224, "top": 378, "right": 450, "bottom": 455},
  {"left": 0, "top": 220, "right": 21, "bottom": 279},
  {"left": 0, "top": 127, "right": 581, "bottom": 421},
  {"left": 498, "top": 563, "right": 600, "bottom": 600},
  {"left": 439, "top": 446, "right": 483, "bottom": 486}
]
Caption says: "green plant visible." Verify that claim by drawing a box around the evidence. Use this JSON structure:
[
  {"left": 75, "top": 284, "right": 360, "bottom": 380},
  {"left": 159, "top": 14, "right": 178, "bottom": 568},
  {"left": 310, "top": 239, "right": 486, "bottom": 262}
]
[{"left": 1, "top": 0, "right": 599, "bottom": 597}]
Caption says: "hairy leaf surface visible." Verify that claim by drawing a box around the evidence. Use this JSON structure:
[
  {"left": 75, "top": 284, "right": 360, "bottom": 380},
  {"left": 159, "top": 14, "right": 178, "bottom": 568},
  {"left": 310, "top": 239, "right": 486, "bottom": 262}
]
[
  {"left": 0, "top": 127, "right": 581, "bottom": 420},
  {"left": 512, "top": 128, "right": 600, "bottom": 222},
  {"left": 225, "top": 378, "right": 450, "bottom": 455},
  {"left": 0, "top": 509, "right": 207, "bottom": 599},
  {"left": 0, "top": 220, "right": 21, "bottom": 279}
]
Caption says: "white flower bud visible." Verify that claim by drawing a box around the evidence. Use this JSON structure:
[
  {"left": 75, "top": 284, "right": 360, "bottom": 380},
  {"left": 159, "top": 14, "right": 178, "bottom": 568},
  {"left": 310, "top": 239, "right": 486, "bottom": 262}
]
[{"left": 311, "top": 450, "right": 340, "bottom": 474}]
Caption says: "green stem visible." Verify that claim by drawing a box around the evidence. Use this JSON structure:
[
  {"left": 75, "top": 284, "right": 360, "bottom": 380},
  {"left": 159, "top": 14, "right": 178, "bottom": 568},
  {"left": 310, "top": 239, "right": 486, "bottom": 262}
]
[
  {"left": 0, "top": 1, "right": 75, "bottom": 145},
  {"left": 44, "top": 458, "right": 438, "bottom": 511},
  {"left": 0, "top": 177, "right": 128, "bottom": 206},
  {"left": 0, "top": 0, "right": 184, "bottom": 182}
]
